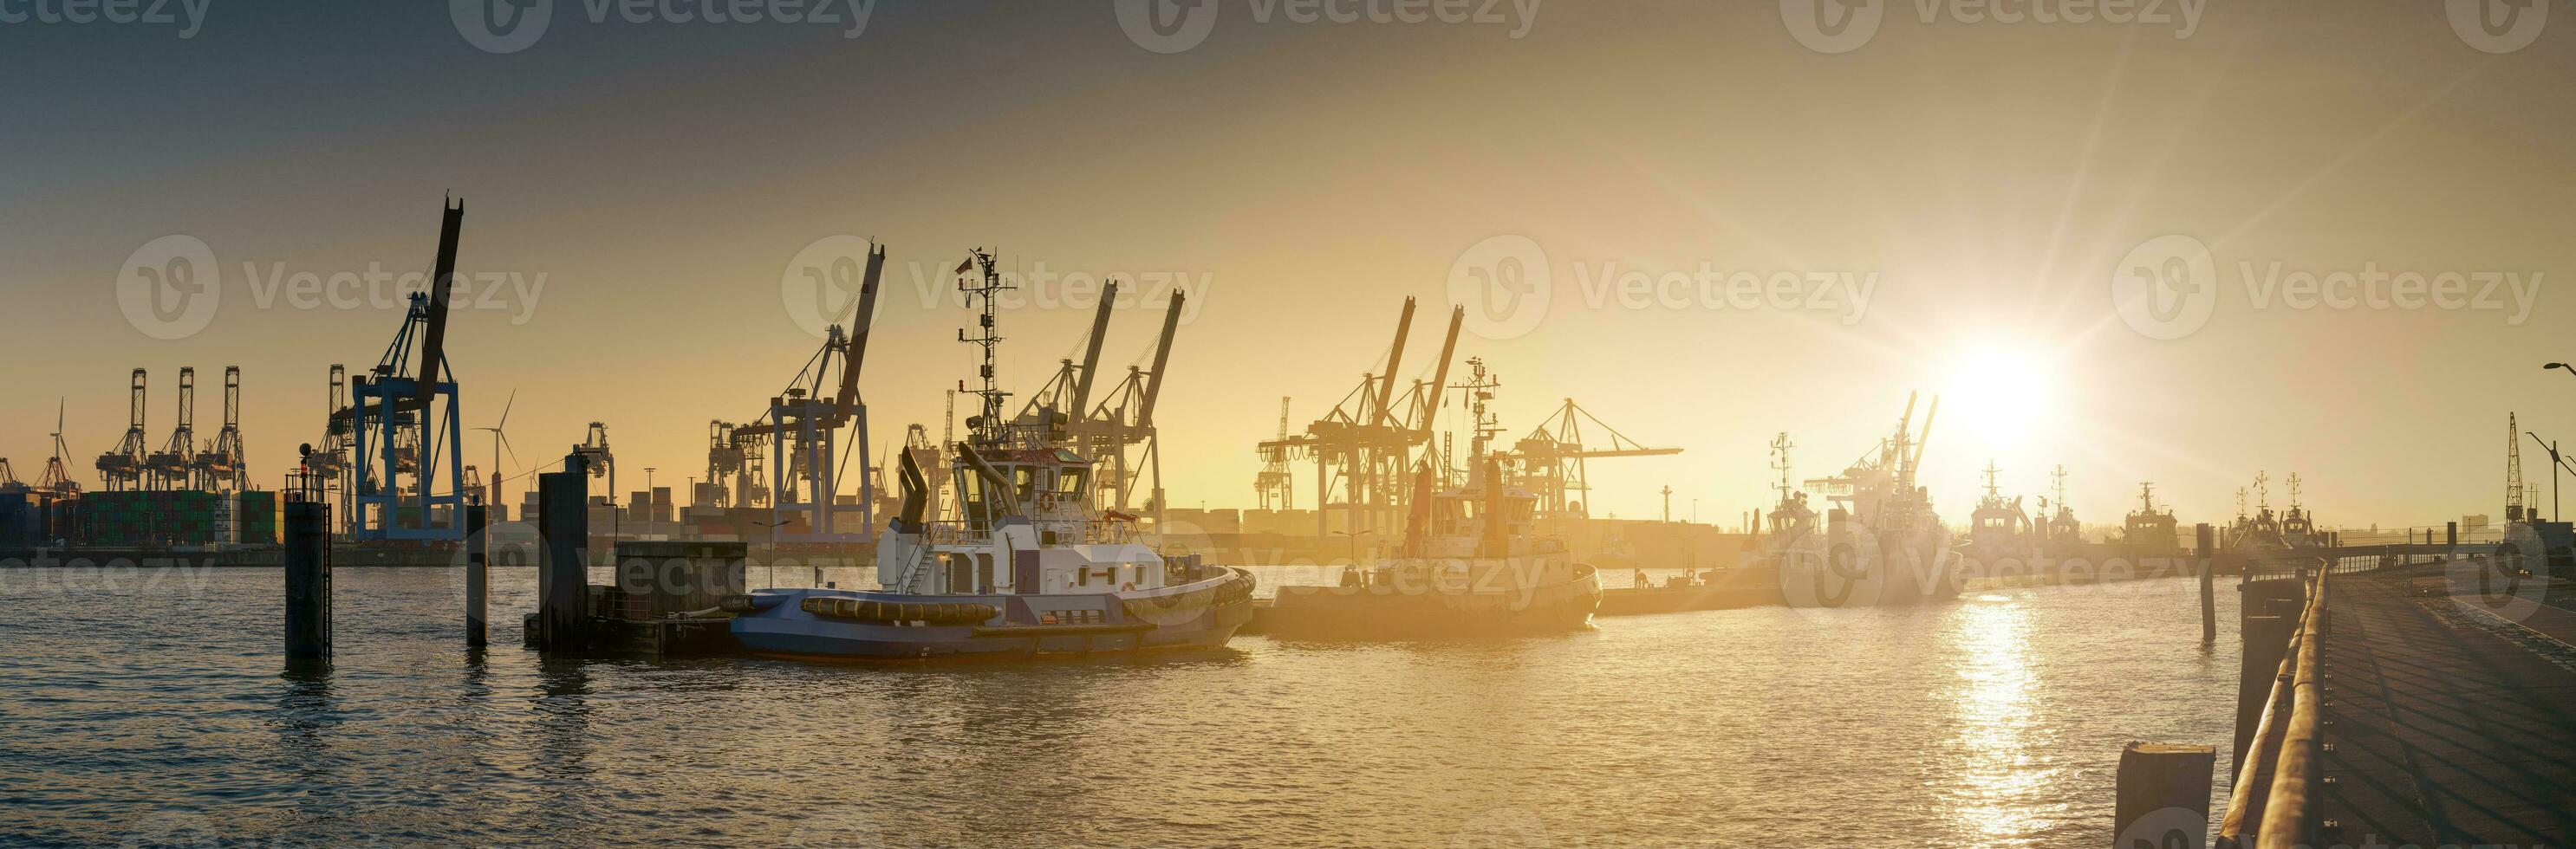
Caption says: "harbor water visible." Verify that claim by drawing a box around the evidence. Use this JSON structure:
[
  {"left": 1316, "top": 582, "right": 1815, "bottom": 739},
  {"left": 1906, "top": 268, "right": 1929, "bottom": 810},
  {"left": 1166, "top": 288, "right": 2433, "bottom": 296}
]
[{"left": 0, "top": 564, "right": 2241, "bottom": 847}]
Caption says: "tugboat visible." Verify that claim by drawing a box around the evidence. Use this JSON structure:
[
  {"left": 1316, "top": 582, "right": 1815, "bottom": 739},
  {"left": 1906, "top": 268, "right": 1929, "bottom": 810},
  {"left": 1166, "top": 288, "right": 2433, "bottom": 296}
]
[
  {"left": 1751, "top": 431, "right": 1825, "bottom": 578},
  {"left": 728, "top": 249, "right": 1254, "bottom": 661},
  {"left": 2038, "top": 464, "right": 2084, "bottom": 554},
  {"left": 1593, "top": 432, "right": 1808, "bottom": 615},
  {"left": 1262, "top": 463, "right": 1603, "bottom": 638},
  {"left": 2228, "top": 473, "right": 2289, "bottom": 554},
  {"left": 1775, "top": 393, "right": 1961, "bottom": 607},
  {"left": 2279, "top": 473, "right": 2316, "bottom": 548},
  {"left": 1262, "top": 365, "right": 1602, "bottom": 639},
  {"left": 1963, "top": 461, "right": 2039, "bottom": 567},
  {"left": 2118, "top": 482, "right": 2182, "bottom": 556}
]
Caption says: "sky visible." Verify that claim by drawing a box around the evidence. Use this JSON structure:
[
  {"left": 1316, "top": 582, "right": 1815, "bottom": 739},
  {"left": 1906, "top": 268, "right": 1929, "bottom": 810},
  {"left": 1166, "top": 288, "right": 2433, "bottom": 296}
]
[{"left": 3, "top": 1, "right": 2573, "bottom": 530}]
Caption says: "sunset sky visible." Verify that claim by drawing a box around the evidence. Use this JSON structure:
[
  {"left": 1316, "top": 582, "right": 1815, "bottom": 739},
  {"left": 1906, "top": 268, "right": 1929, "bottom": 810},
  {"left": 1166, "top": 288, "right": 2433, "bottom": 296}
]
[{"left": 4, "top": 2, "right": 2572, "bottom": 529}]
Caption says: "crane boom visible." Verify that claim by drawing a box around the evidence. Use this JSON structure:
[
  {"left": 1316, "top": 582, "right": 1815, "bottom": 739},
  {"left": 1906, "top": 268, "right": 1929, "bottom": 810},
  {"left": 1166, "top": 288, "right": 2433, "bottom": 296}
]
[
  {"left": 1369, "top": 297, "right": 1415, "bottom": 427},
  {"left": 1136, "top": 290, "right": 1185, "bottom": 429},
  {"left": 413, "top": 198, "right": 465, "bottom": 411},
  {"left": 1070, "top": 280, "right": 1119, "bottom": 424},
  {"left": 1416, "top": 306, "right": 1464, "bottom": 435},
  {"left": 829, "top": 243, "right": 887, "bottom": 424}
]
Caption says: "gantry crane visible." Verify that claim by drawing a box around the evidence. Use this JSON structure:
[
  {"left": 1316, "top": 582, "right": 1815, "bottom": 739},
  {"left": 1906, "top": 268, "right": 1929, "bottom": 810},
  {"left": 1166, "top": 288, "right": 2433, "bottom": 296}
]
[
  {"left": 1254, "top": 397, "right": 1294, "bottom": 510},
  {"left": 2508, "top": 412, "right": 2527, "bottom": 523},
  {"left": 143, "top": 366, "right": 196, "bottom": 492},
  {"left": 1018, "top": 279, "right": 1190, "bottom": 515},
  {"left": 190, "top": 366, "right": 245, "bottom": 492},
  {"left": 303, "top": 365, "right": 355, "bottom": 528},
  {"left": 95, "top": 369, "right": 148, "bottom": 492},
  {"left": 727, "top": 242, "right": 885, "bottom": 542},
  {"left": 1257, "top": 297, "right": 1465, "bottom": 537},
  {"left": 1498, "top": 397, "right": 1683, "bottom": 522},
  {"left": 336, "top": 198, "right": 472, "bottom": 541}
]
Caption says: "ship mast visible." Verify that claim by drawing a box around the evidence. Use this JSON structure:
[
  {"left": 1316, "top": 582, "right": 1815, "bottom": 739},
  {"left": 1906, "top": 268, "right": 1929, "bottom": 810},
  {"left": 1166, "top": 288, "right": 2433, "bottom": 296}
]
[
  {"left": 957, "top": 249, "right": 1012, "bottom": 445},
  {"left": 1451, "top": 358, "right": 1503, "bottom": 463},
  {"left": 1769, "top": 431, "right": 1795, "bottom": 503}
]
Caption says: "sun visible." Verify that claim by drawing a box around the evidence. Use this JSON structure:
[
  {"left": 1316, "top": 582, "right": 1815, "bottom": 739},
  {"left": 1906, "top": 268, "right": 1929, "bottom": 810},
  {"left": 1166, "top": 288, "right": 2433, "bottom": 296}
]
[{"left": 1941, "top": 342, "right": 2057, "bottom": 453}]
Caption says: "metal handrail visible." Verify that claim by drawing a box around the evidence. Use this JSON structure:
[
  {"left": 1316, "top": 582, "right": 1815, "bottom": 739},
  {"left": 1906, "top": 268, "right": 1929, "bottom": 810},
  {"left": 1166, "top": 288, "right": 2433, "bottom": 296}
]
[
  {"left": 2215, "top": 566, "right": 2329, "bottom": 848},
  {"left": 2215, "top": 626, "right": 2300, "bottom": 842},
  {"left": 920, "top": 519, "right": 1137, "bottom": 546},
  {"left": 2257, "top": 567, "right": 2328, "bottom": 848}
]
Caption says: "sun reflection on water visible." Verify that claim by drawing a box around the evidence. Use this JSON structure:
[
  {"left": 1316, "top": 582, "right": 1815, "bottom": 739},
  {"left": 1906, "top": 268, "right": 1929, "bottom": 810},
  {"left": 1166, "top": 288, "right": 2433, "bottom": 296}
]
[{"left": 1943, "top": 596, "right": 2059, "bottom": 846}]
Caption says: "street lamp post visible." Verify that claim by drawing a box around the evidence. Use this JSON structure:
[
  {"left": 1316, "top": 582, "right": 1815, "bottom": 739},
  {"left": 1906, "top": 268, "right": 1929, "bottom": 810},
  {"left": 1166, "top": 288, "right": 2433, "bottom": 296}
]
[{"left": 2544, "top": 363, "right": 2576, "bottom": 522}]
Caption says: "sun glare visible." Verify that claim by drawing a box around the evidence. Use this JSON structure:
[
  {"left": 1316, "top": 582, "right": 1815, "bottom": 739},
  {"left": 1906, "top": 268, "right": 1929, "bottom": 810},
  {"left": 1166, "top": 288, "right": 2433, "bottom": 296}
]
[{"left": 1942, "top": 343, "right": 2057, "bottom": 452}]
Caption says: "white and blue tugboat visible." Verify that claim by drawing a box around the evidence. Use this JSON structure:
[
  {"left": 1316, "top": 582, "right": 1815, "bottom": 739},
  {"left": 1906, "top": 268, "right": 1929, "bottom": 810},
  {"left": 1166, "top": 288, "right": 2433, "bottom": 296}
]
[{"left": 728, "top": 249, "right": 1254, "bottom": 662}]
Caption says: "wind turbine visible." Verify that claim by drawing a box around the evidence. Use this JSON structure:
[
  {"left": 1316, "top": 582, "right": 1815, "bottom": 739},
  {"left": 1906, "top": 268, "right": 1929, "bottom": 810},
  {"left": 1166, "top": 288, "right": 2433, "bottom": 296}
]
[
  {"left": 38, "top": 399, "right": 81, "bottom": 498},
  {"left": 472, "top": 389, "right": 517, "bottom": 515}
]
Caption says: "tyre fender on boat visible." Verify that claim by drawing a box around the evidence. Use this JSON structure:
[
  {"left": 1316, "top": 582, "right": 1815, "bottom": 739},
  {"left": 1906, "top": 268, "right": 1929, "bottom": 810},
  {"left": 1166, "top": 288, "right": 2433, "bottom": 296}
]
[{"left": 800, "top": 595, "right": 998, "bottom": 625}]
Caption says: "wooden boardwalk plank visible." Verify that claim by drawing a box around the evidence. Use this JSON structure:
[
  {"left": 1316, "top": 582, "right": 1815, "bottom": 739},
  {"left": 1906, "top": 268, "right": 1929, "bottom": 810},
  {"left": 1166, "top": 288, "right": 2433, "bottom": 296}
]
[{"left": 2316, "top": 575, "right": 2576, "bottom": 847}]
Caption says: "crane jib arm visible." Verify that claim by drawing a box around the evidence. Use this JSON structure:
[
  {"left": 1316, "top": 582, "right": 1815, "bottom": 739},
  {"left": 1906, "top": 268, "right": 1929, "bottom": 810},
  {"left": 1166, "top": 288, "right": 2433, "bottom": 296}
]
[
  {"left": 1136, "top": 290, "right": 1185, "bottom": 429},
  {"left": 413, "top": 198, "right": 465, "bottom": 411},
  {"left": 1417, "top": 306, "right": 1463, "bottom": 435},
  {"left": 830, "top": 243, "right": 888, "bottom": 422},
  {"left": 1370, "top": 298, "right": 1415, "bottom": 427},
  {"left": 1071, "top": 280, "right": 1119, "bottom": 424}
]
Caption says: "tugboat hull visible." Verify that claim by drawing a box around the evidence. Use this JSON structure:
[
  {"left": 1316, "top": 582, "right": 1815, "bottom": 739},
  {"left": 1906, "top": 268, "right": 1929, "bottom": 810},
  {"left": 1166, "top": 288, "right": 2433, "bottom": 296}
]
[
  {"left": 731, "top": 571, "right": 1255, "bottom": 663},
  {"left": 1257, "top": 572, "right": 1603, "bottom": 640},
  {"left": 1772, "top": 534, "right": 1962, "bottom": 608}
]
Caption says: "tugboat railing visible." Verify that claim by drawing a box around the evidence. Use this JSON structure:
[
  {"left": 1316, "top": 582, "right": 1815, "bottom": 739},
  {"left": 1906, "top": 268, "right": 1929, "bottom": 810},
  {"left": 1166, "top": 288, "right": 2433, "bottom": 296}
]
[{"left": 921, "top": 519, "right": 1138, "bottom": 547}]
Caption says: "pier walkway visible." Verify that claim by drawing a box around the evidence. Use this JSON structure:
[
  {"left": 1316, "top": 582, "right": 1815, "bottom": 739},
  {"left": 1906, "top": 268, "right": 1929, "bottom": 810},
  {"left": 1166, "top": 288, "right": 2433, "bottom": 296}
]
[{"left": 2313, "top": 573, "right": 2576, "bottom": 846}]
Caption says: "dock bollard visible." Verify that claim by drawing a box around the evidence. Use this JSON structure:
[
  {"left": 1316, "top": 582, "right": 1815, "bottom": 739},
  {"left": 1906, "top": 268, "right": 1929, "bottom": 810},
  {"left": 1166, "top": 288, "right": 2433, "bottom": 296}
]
[
  {"left": 2114, "top": 742, "right": 2213, "bottom": 848},
  {"left": 465, "top": 504, "right": 488, "bottom": 647},
  {"left": 2197, "top": 523, "right": 2215, "bottom": 644},
  {"left": 537, "top": 461, "right": 591, "bottom": 651},
  {"left": 283, "top": 502, "right": 332, "bottom": 659},
  {"left": 2233, "top": 612, "right": 2294, "bottom": 769}
]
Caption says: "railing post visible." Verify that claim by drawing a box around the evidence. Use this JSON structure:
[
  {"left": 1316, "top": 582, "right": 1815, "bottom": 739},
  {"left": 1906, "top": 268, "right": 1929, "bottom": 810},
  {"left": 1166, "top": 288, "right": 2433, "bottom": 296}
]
[
  {"left": 2234, "top": 612, "right": 2294, "bottom": 769},
  {"left": 2199, "top": 523, "right": 2216, "bottom": 643},
  {"left": 465, "top": 504, "right": 488, "bottom": 647}
]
